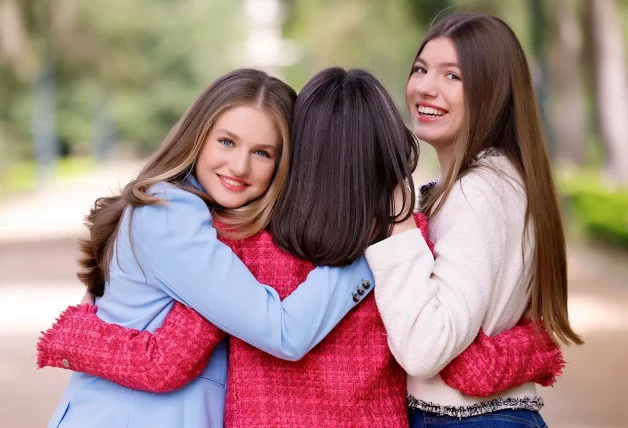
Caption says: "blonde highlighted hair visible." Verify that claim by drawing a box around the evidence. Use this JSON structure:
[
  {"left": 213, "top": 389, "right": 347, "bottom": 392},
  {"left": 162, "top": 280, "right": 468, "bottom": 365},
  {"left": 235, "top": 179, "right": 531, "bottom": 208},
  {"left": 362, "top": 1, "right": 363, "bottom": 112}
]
[{"left": 79, "top": 69, "right": 296, "bottom": 296}]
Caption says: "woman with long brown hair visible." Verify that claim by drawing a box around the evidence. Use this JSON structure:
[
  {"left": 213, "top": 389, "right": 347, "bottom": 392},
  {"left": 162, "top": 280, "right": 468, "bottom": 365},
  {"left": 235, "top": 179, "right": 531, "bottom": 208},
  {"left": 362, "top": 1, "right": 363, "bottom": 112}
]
[
  {"left": 368, "top": 13, "right": 581, "bottom": 427},
  {"left": 39, "top": 68, "right": 377, "bottom": 428}
]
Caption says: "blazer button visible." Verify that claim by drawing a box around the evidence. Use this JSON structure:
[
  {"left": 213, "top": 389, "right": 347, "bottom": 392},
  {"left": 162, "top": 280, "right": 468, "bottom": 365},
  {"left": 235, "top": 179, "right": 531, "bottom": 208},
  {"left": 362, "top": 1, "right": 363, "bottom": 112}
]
[
  {"left": 357, "top": 286, "right": 366, "bottom": 296},
  {"left": 352, "top": 293, "right": 360, "bottom": 303},
  {"left": 362, "top": 280, "right": 371, "bottom": 289}
]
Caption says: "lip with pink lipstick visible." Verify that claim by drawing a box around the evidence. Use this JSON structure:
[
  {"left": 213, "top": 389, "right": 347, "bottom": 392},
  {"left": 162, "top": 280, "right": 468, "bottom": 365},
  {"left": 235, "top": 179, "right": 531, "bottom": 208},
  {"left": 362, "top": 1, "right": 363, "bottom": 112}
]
[
  {"left": 217, "top": 174, "right": 249, "bottom": 193},
  {"left": 416, "top": 102, "right": 449, "bottom": 123}
]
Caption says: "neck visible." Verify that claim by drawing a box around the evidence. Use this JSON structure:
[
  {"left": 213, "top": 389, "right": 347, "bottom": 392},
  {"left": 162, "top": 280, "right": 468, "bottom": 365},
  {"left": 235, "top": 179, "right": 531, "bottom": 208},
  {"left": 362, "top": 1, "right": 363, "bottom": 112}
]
[{"left": 432, "top": 141, "right": 455, "bottom": 179}]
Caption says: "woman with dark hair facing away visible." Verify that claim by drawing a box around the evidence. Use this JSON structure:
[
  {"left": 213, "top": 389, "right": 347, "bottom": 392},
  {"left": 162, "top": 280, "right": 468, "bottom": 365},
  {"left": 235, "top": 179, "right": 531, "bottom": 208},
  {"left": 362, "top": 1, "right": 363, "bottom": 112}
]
[
  {"left": 369, "top": 13, "right": 581, "bottom": 427},
  {"left": 39, "top": 68, "right": 563, "bottom": 427}
]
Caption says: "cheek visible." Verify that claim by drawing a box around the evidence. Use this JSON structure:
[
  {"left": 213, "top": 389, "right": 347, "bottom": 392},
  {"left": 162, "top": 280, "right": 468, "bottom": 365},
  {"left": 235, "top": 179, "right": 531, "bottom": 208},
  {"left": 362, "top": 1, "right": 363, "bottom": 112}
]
[
  {"left": 455, "top": 100, "right": 465, "bottom": 128},
  {"left": 445, "top": 88, "right": 465, "bottom": 127},
  {"left": 196, "top": 145, "right": 220, "bottom": 182},
  {"left": 405, "top": 80, "right": 416, "bottom": 109},
  {"left": 252, "top": 161, "right": 277, "bottom": 188},
  {"left": 453, "top": 87, "right": 465, "bottom": 114}
]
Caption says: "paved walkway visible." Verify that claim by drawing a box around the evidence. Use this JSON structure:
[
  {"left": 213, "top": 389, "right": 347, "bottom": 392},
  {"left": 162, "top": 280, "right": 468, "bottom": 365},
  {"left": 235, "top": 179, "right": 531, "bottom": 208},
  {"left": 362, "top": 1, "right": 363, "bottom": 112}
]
[
  {"left": 0, "top": 161, "right": 143, "bottom": 244},
  {"left": 0, "top": 163, "right": 626, "bottom": 427}
]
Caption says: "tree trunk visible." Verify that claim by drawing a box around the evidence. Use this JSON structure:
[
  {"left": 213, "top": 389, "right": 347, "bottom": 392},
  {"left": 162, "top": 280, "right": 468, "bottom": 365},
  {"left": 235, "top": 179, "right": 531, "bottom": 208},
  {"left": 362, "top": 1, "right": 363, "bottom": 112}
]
[
  {"left": 585, "top": 0, "right": 628, "bottom": 183},
  {"left": 548, "top": 0, "right": 587, "bottom": 165},
  {"left": 0, "top": 0, "right": 32, "bottom": 74},
  {"left": 528, "top": 0, "right": 555, "bottom": 158}
]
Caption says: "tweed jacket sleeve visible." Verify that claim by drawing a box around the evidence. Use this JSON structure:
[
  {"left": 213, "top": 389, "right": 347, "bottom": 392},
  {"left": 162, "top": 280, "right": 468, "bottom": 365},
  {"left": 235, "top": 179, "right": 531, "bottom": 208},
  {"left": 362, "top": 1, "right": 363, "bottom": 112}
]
[
  {"left": 37, "top": 302, "right": 224, "bottom": 392},
  {"left": 440, "top": 317, "right": 564, "bottom": 397}
]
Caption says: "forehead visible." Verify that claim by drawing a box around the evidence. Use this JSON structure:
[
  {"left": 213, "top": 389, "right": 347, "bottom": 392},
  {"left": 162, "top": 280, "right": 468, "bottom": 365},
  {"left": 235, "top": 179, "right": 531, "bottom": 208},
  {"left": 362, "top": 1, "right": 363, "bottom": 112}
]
[
  {"left": 417, "top": 37, "right": 458, "bottom": 64},
  {"left": 213, "top": 105, "right": 280, "bottom": 145}
]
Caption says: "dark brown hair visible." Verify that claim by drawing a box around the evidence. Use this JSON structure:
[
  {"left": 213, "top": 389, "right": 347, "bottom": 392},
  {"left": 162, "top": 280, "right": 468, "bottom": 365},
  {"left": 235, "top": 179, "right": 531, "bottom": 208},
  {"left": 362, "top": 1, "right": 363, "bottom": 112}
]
[
  {"left": 270, "top": 68, "right": 418, "bottom": 266},
  {"left": 413, "top": 13, "right": 581, "bottom": 345},
  {"left": 79, "top": 69, "right": 296, "bottom": 296}
]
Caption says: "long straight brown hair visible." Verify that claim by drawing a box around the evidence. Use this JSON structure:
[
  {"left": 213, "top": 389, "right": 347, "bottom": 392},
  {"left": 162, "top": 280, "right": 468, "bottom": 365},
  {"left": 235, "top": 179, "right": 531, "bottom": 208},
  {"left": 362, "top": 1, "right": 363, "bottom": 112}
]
[
  {"left": 79, "top": 69, "right": 296, "bottom": 296},
  {"left": 414, "top": 14, "right": 582, "bottom": 345}
]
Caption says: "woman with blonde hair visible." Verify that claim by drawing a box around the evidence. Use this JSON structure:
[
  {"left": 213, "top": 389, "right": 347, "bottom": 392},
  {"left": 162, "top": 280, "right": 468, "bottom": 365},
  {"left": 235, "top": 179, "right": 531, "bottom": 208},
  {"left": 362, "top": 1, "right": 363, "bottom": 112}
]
[
  {"left": 41, "top": 68, "right": 375, "bottom": 428},
  {"left": 368, "top": 13, "right": 581, "bottom": 427}
]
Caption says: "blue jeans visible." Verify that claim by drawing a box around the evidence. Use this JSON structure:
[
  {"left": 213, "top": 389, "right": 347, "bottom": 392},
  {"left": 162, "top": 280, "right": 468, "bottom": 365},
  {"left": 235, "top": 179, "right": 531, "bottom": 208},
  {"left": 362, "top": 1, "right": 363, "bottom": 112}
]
[{"left": 409, "top": 408, "right": 548, "bottom": 428}]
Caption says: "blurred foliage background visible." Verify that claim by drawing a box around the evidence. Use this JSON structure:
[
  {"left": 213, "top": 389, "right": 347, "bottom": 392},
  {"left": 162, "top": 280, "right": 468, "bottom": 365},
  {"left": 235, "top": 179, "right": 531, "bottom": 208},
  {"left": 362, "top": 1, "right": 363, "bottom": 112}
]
[{"left": 1, "top": 0, "right": 628, "bottom": 248}]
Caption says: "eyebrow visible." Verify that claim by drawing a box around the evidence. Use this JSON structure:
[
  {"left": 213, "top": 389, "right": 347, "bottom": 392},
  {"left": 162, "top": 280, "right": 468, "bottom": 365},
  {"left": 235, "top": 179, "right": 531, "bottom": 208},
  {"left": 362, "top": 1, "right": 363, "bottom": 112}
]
[
  {"left": 254, "top": 144, "right": 278, "bottom": 151},
  {"left": 415, "top": 58, "right": 460, "bottom": 68},
  {"left": 215, "top": 129, "right": 240, "bottom": 140}
]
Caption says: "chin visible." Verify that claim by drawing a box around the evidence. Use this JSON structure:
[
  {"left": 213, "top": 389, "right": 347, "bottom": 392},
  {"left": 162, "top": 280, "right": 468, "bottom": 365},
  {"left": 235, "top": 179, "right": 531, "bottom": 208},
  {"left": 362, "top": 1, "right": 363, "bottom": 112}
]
[
  {"left": 216, "top": 199, "right": 246, "bottom": 209},
  {"left": 416, "top": 133, "right": 436, "bottom": 144},
  {"left": 414, "top": 127, "right": 434, "bottom": 141}
]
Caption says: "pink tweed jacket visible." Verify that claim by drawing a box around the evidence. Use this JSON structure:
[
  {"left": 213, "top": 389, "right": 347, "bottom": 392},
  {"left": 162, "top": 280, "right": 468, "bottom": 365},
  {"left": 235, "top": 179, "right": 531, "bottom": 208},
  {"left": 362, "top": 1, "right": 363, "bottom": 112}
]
[{"left": 38, "top": 214, "right": 563, "bottom": 427}]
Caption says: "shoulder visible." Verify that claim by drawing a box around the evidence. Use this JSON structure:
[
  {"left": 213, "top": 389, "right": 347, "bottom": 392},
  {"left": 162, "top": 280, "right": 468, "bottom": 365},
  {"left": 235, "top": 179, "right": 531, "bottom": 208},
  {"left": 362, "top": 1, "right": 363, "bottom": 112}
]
[
  {"left": 144, "top": 181, "right": 208, "bottom": 209},
  {"left": 135, "top": 182, "right": 214, "bottom": 232},
  {"left": 454, "top": 154, "right": 526, "bottom": 211},
  {"left": 427, "top": 155, "right": 526, "bottom": 239},
  {"left": 127, "top": 182, "right": 223, "bottom": 272},
  {"left": 146, "top": 181, "right": 204, "bottom": 204}
]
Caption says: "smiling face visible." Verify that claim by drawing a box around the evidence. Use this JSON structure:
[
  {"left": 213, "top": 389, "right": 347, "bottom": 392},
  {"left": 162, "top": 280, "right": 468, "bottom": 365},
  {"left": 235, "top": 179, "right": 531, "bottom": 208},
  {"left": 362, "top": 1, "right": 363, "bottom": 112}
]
[
  {"left": 196, "top": 105, "right": 281, "bottom": 209},
  {"left": 406, "top": 37, "right": 465, "bottom": 154}
]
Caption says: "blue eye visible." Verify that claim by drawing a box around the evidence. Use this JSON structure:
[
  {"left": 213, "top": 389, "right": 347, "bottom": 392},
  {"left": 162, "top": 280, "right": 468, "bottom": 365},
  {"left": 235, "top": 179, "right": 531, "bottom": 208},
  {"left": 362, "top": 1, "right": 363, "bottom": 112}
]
[
  {"left": 218, "top": 138, "right": 234, "bottom": 147},
  {"left": 255, "top": 150, "right": 271, "bottom": 158}
]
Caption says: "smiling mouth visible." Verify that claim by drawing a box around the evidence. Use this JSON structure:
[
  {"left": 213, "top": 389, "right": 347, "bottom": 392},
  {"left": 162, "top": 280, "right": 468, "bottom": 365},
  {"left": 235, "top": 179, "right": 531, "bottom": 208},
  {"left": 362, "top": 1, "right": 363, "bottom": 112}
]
[
  {"left": 221, "top": 177, "right": 245, "bottom": 187},
  {"left": 417, "top": 104, "right": 448, "bottom": 117},
  {"left": 218, "top": 174, "right": 249, "bottom": 191}
]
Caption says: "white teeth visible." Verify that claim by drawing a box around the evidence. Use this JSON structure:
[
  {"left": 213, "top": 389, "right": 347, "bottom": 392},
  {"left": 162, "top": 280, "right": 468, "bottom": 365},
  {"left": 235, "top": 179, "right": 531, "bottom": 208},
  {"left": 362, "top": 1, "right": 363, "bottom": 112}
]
[
  {"left": 222, "top": 177, "right": 244, "bottom": 187},
  {"left": 418, "top": 105, "right": 446, "bottom": 116}
]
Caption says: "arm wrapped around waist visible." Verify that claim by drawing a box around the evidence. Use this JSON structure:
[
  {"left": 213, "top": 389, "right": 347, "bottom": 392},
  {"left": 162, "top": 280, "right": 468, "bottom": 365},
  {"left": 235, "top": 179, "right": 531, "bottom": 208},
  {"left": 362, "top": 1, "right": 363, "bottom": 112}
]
[
  {"left": 440, "top": 317, "right": 564, "bottom": 397},
  {"left": 37, "top": 302, "right": 225, "bottom": 393}
]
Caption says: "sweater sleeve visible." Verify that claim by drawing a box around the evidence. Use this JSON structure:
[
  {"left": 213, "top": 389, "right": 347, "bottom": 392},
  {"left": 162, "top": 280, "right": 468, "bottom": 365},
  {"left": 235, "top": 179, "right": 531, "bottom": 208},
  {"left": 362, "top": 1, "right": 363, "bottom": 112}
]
[
  {"left": 37, "top": 302, "right": 225, "bottom": 392},
  {"left": 366, "top": 175, "right": 508, "bottom": 378}
]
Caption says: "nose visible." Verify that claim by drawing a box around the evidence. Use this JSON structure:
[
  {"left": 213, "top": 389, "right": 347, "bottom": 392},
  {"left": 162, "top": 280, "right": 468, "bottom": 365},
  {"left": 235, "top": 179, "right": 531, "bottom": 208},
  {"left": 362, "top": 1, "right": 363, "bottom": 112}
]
[
  {"left": 229, "top": 149, "right": 251, "bottom": 177},
  {"left": 414, "top": 74, "right": 438, "bottom": 99}
]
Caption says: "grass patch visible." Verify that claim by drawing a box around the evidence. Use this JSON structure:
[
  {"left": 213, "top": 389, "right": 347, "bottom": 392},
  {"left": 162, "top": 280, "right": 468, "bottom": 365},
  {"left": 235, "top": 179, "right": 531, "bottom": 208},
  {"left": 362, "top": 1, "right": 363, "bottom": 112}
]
[{"left": 558, "top": 169, "right": 628, "bottom": 248}]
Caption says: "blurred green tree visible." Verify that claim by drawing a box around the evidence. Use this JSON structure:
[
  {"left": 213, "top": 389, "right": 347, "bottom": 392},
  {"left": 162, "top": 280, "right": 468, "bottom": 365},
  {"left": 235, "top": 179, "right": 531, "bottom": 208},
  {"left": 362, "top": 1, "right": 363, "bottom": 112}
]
[
  {"left": 283, "top": 0, "right": 422, "bottom": 110},
  {"left": 547, "top": 0, "right": 588, "bottom": 166},
  {"left": 0, "top": 0, "right": 242, "bottom": 163}
]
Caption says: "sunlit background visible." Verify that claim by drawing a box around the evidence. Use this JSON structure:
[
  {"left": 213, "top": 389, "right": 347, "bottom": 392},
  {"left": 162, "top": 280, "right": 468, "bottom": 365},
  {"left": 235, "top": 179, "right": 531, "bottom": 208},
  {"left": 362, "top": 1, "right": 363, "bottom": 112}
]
[{"left": 1, "top": 1, "right": 627, "bottom": 427}]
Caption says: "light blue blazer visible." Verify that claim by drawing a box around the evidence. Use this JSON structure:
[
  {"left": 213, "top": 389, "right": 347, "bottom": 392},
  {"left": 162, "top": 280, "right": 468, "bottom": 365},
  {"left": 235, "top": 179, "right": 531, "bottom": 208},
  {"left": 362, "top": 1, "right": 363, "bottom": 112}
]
[{"left": 48, "top": 178, "right": 374, "bottom": 428}]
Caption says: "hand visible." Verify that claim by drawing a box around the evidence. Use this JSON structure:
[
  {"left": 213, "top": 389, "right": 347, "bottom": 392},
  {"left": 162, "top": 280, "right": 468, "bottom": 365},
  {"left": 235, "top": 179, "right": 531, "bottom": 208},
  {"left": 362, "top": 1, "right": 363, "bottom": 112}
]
[
  {"left": 391, "top": 183, "right": 412, "bottom": 219},
  {"left": 391, "top": 183, "right": 417, "bottom": 236},
  {"left": 80, "top": 290, "right": 96, "bottom": 305}
]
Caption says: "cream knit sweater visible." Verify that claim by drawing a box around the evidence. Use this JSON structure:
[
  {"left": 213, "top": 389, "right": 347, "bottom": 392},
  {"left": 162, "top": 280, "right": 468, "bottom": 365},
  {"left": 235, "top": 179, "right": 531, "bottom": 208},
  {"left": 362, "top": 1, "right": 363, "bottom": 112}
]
[{"left": 365, "top": 152, "right": 542, "bottom": 416}]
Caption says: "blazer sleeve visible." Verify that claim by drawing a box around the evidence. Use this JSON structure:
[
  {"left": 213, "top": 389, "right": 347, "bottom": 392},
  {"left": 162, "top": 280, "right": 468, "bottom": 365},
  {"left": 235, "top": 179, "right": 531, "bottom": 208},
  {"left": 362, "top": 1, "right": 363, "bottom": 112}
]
[{"left": 133, "top": 184, "right": 374, "bottom": 361}]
